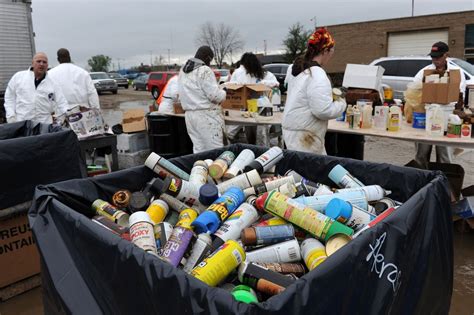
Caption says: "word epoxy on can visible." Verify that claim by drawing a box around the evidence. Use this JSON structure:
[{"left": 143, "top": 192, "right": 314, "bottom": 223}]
[
  {"left": 325, "top": 198, "right": 376, "bottom": 231},
  {"left": 241, "top": 225, "right": 295, "bottom": 246},
  {"left": 191, "top": 240, "right": 245, "bottom": 287},
  {"left": 256, "top": 191, "right": 354, "bottom": 241},
  {"left": 224, "top": 149, "right": 255, "bottom": 179},
  {"left": 183, "top": 233, "right": 212, "bottom": 273},
  {"left": 129, "top": 212, "right": 158, "bottom": 255},
  {"left": 146, "top": 199, "right": 169, "bottom": 224},
  {"left": 192, "top": 187, "right": 245, "bottom": 234},
  {"left": 212, "top": 202, "right": 259, "bottom": 251},
  {"left": 301, "top": 238, "right": 327, "bottom": 270},
  {"left": 145, "top": 152, "right": 190, "bottom": 181},
  {"left": 209, "top": 151, "right": 235, "bottom": 179},
  {"left": 245, "top": 239, "right": 302, "bottom": 263},
  {"left": 92, "top": 199, "right": 130, "bottom": 227},
  {"left": 244, "top": 147, "right": 283, "bottom": 174},
  {"left": 336, "top": 185, "right": 390, "bottom": 202},
  {"left": 293, "top": 190, "right": 369, "bottom": 212},
  {"left": 238, "top": 261, "right": 295, "bottom": 296},
  {"left": 189, "top": 160, "right": 209, "bottom": 187},
  {"left": 328, "top": 164, "right": 365, "bottom": 188},
  {"left": 159, "top": 226, "right": 194, "bottom": 267},
  {"left": 217, "top": 169, "right": 262, "bottom": 194}
]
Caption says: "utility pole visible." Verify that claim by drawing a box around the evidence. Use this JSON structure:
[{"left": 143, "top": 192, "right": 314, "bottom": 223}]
[
  {"left": 167, "top": 49, "right": 171, "bottom": 70},
  {"left": 310, "top": 16, "right": 317, "bottom": 29},
  {"left": 149, "top": 50, "right": 153, "bottom": 68},
  {"left": 411, "top": 0, "right": 415, "bottom": 17},
  {"left": 264, "top": 40, "right": 267, "bottom": 56},
  {"left": 117, "top": 58, "right": 122, "bottom": 71}
]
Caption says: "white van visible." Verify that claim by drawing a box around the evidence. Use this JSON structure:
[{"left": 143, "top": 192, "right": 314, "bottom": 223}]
[{"left": 369, "top": 56, "right": 474, "bottom": 100}]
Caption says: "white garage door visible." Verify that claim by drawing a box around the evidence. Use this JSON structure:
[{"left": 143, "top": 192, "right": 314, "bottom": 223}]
[{"left": 388, "top": 29, "right": 449, "bottom": 56}]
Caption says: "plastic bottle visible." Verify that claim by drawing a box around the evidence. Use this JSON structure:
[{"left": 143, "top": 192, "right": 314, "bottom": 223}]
[
  {"left": 353, "top": 105, "right": 361, "bottom": 130},
  {"left": 361, "top": 104, "right": 373, "bottom": 128},
  {"left": 447, "top": 114, "right": 462, "bottom": 138},
  {"left": 223, "top": 149, "right": 256, "bottom": 179},
  {"left": 209, "top": 151, "right": 235, "bottom": 179},
  {"left": 387, "top": 106, "right": 401, "bottom": 132},
  {"left": 244, "top": 147, "right": 284, "bottom": 174},
  {"left": 346, "top": 105, "right": 354, "bottom": 128},
  {"left": 144, "top": 152, "right": 190, "bottom": 181},
  {"left": 429, "top": 105, "right": 444, "bottom": 137}
]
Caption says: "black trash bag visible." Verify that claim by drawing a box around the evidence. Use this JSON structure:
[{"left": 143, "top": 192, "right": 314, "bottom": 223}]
[
  {"left": 29, "top": 144, "right": 453, "bottom": 314},
  {"left": 0, "top": 120, "right": 84, "bottom": 209}
]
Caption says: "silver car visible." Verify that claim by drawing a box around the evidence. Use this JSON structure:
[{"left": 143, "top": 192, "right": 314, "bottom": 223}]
[
  {"left": 369, "top": 56, "right": 474, "bottom": 100},
  {"left": 90, "top": 72, "right": 118, "bottom": 95}
]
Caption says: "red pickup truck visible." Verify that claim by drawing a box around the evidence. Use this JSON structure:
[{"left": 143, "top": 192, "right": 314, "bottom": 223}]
[{"left": 147, "top": 71, "right": 177, "bottom": 99}]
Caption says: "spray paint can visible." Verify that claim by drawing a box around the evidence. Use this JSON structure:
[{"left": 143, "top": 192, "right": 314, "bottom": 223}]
[
  {"left": 244, "top": 176, "right": 296, "bottom": 197},
  {"left": 284, "top": 170, "right": 320, "bottom": 190},
  {"left": 293, "top": 190, "right": 369, "bottom": 212},
  {"left": 159, "top": 193, "right": 202, "bottom": 214},
  {"left": 176, "top": 208, "right": 199, "bottom": 229},
  {"left": 254, "top": 263, "right": 306, "bottom": 277},
  {"left": 255, "top": 191, "right": 354, "bottom": 241},
  {"left": 159, "top": 225, "right": 195, "bottom": 267},
  {"left": 154, "top": 221, "right": 173, "bottom": 249},
  {"left": 313, "top": 184, "right": 334, "bottom": 196},
  {"left": 231, "top": 285, "right": 259, "bottom": 304},
  {"left": 373, "top": 197, "right": 397, "bottom": 215},
  {"left": 204, "top": 159, "right": 219, "bottom": 185},
  {"left": 146, "top": 199, "right": 169, "bottom": 224},
  {"left": 199, "top": 184, "right": 219, "bottom": 206},
  {"left": 301, "top": 238, "right": 327, "bottom": 270},
  {"left": 92, "top": 199, "right": 130, "bottom": 227},
  {"left": 244, "top": 147, "right": 284, "bottom": 174},
  {"left": 241, "top": 225, "right": 295, "bottom": 246},
  {"left": 192, "top": 187, "right": 245, "bottom": 234},
  {"left": 325, "top": 234, "right": 352, "bottom": 256},
  {"left": 328, "top": 164, "right": 365, "bottom": 188},
  {"left": 209, "top": 151, "right": 235, "bottom": 179},
  {"left": 112, "top": 190, "right": 132, "bottom": 209},
  {"left": 164, "top": 210, "right": 179, "bottom": 226},
  {"left": 161, "top": 177, "right": 202, "bottom": 208},
  {"left": 224, "top": 149, "right": 255, "bottom": 179},
  {"left": 129, "top": 212, "right": 158, "bottom": 255},
  {"left": 212, "top": 202, "right": 259, "bottom": 251},
  {"left": 325, "top": 198, "right": 376, "bottom": 231},
  {"left": 128, "top": 178, "right": 162, "bottom": 213},
  {"left": 255, "top": 216, "right": 287, "bottom": 227},
  {"left": 217, "top": 169, "right": 262, "bottom": 194},
  {"left": 191, "top": 240, "right": 245, "bottom": 287},
  {"left": 353, "top": 207, "right": 397, "bottom": 238},
  {"left": 245, "top": 239, "right": 301, "bottom": 263},
  {"left": 183, "top": 233, "right": 212, "bottom": 273},
  {"left": 145, "top": 152, "right": 190, "bottom": 181},
  {"left": 92, "top": 216, "right": 131, "bottom": 241},
  {"left": 238, "top": 262, "right": 295, "bottom": 296},
  {"left": 336, "top": 185, "right": 390, "bottom": 202},
  {"left": 189, "top": 160, "right": 209, "bottom": 187}
]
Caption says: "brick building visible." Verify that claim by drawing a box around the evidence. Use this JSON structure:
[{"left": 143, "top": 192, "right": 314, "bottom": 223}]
[{"left": 325, "top": 10, "right": 474, "bottom": 74}]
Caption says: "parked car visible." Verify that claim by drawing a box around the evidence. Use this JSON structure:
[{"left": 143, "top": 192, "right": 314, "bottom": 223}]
[
  {"left": 263, "top": 63, "right": 290, "bottom": 93},
  {"left": 108, "top": 72, "right": 129, "bottom": 89},
  {"left": 147, "top": 71, "right": 177, "bottom": 99},
  {"left": 90, "top": 72, "right": 118, "bottom": 95},
  {"left": 132, "top": 74, "right": 149, "bottom": 91},
  {"left": 369, "top": 56, "right": 474, "bottom": 100},
  {"left": 216, "top": 69, "right": 229, "bottom": 83}
]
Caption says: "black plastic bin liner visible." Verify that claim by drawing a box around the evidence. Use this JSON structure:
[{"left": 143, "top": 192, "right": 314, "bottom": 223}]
[
  {"left": 29, "top": 144, "right": 453, "bottom": 314},
  {"left": 0, "top": 120, "right": 84, "bottom": 210}
]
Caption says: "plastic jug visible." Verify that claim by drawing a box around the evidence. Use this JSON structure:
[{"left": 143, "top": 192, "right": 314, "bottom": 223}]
[{"left": 387, "top": 106, "right": 401, "bottom": 132}]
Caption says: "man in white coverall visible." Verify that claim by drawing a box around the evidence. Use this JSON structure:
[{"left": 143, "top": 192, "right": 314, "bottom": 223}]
[
  {"left": 48, "top": 48, "right": 100, "bottom": 110},
  {"left": 157, "top": 75, "right": 179, "bottom": 114},
  {"left": 4, "top": 52, "right": 69, "bottom": 124},
  {"left": 178, "top": 46, "right": 226, "bottom": 153}
]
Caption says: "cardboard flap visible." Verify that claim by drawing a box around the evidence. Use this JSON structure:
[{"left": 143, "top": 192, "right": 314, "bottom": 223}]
[
  {"left": 122, "top": 109, "right": 146, "bottom": 133},
  {"left": 246, "top": 84, "right": 272, "bottom": 92},
  {"left": 123, "top": 109, "right": 145, "bottom": 121},
  {"left": 224, "top": 84, "right": 244, "bottom": 90},
  {"left": 448, "top": 69, "right": 461, "bottom": 86}
]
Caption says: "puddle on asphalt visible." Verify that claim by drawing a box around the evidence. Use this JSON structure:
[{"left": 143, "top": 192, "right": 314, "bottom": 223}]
[{"left": 101, "top": 100, "right": 153, "bottom": 127}]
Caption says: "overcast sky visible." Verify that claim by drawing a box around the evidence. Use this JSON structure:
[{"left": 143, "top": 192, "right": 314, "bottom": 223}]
[{"left": 32, "top": 0, "right": 474, "bottom": 70}]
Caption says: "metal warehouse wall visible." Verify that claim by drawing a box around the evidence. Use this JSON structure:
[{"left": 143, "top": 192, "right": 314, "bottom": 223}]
[{"left": 325, "top": 10, "right": 474, "bottom": 74}]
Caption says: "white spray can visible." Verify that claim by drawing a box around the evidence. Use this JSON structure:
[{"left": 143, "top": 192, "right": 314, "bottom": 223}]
[
  {"left": 245, "top": 239, "right": 301, "bottom": 263},
  {"left": 244, "top": 147, "right": 284, "bottom": 174},
  {"left": 223, "top": 149, "right": 255, "bottom": 179},
  {"left": 325, "top": 198, "right": 376, "bottom": 231},
  {"left": 328, "top": 164, "right": 365, "bottom": 188},
  {"left": 183, "top": 233, "right": 212, "bottom": 273},
  {"left": 336, "top": 185, "right": 391, "bottom": 202},
  {"left": 144, "top": 152, "right": 190, "bottom": 181},
  {"left": 217, "top": 169, "right": 262, "bottom": 193},
  {"left": 293, "top": 190, "right": 369, "bottom": 212},
  {"left": 301, "top": 238, "right": 327, "bottom": 270},
  {"left": 129, "top": 212, "right": 158, "bottom": 256},
  {"left": 189, "top": 160, "right": 209, "bottom": 187}
]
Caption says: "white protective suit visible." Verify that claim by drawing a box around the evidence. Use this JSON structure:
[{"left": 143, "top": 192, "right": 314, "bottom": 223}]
[
  {"left": 282, "top": 65, "right": 346, "bottom": 155},
  {"left": 178, "top": 58, "right": 226, "bottom": 153},
  {"left": 226, "top": 66, "right": 279, "bottom": 145},
  {"left": 412, "top": 62, "right": 466, "bottom": 167},
  {"left": 48, "top": 63, "right": 100, "bottom": 110},
  {"left": 158, "top": 75, "right": 178, "bottom": 114},
  {"left": 284, "top": 64, "right": 295, "bottom": 98},
  {"left": 4, "top": 69, "right": 69, "bottom": 124}
]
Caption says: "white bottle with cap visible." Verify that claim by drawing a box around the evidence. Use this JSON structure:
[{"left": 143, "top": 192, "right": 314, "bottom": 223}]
[{"left": 223, "top": 149, "right": 255, "bottom": 179}]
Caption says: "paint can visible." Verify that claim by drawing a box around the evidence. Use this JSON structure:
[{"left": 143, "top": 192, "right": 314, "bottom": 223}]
[
  {"left": 160, "top": 193, "right": 202, "bottom": 214},
  {"left": 129, "top": 211, "right": 158, "bottom": 255},
  {"left": 325, "top": 198, "right": 376, "bottom": 231},
  {"left": 238, "top": 261, "right": 295, "bottom": 296},
  {"left": 199, "top": 184, "right": 219, "bottom": 206},
  {"left": 336, "top": 185, "right": 390, "bottom": 202},
  {"left": 92, "top": 215, "right": 130, "bottom": 241},
  {"left": 164, "top": 210, "right": 179, "bottom": 226},
  {"left": 328, "top": 164, "right": 365, "bottom": 188},
  {"left": 189, "top": 160, "right": 209, "bottom": 187},
  {"left": 325, "top": 233, "right": 352, "bottom": 256},
  {"left": 231, "top": 285, "right": 259, "bottom": 304},
  {"left": 217, "top": 169, "right": 262, "bottom": 194},
  {"left": 162, "top": 177, "right": 202, "bottom": 208},
  {"left": 255, "top": 216, "right": 287, "bottom": 227},
  {"left": 154, "top": 221, "right": 173, "bottom": 249},
  {"left": 254, "top": 263, "right": 306, "bottom": 277},
  {"left": 373, "top": 197, "right": 397, "bottom": 215},
  {"left": 353, "top": 207, "right": 397, "bottom": 238},
  {"left": 159, "top": 226, "right": 195, "bottom": 267},
  {"left": 144, "top": 152, "right": 190, "bottom": 181},
  {"left": 92, "top": 199, "right": 130, "bottom": 227},
  {"left": 301, "top": 238, "right": 327, "bottom": 270},
  {"left": 245, "top": 239, "right": 301, "bottom": 263},
  {"left": 191, "top": 240, "right": 245, "bottom": 287},
  {"left": 192, "top": 187, "right": 245, "bottom": 234},
  {"left": 255, "top": 191, "right": 354, "bottom": 241},
  {"left": 224, "top": 149, "right": 255, "bottom": 179},
  {"left": 313, "top": 184, "right": 334, "bottom": 196},
  {"left": 212, "top": 202, "right": 259, "bottom": 251},
  {"left": 112, "top": 190, "right": 131, "bottom": 209},
  {"left": 241, "top": 224, "right": 295, "bottom": 246},
  {"left": 146, "top": 199, "right": 169, "bottom": 224},
  {"left": 175, "top": 208, "right": 199, "bottom": 229},
  {"left": 128, "top": 178, "right": 162, "bottom": 213},
  {"left": 293, "top": 190, "right": 369, "bottom": 212},
  {"left": 183, "top": 233, "right": 212, "bottom": 273},
  {"left": 244, "top": 147, "right": 284, "bottom": 174},
  {"left": 209, "top": 151, "right": 236, "bottom": 179}
]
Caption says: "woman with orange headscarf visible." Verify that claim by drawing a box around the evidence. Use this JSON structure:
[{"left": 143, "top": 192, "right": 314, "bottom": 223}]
[{"left": 282, "top": 28, "right": 346, "bottom": 155}]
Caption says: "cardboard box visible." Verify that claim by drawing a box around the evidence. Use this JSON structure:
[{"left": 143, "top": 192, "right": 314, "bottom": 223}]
[
  {"left": 0, "top": 212, "right": 40, "bottom": 288},
  {"left": 342, "top": 64, "right": 385, "bottom": 91},
  {"left": 67, "top": 108, "right": 105, "bottom": 140},
  {"left": 222, "top": 84, "right": 271, "bottom": 110},
  {"left": 421, "top": 69, "right": 461, "bottom": 104},
  {"left": 122, "top": 109, "right": 146, "bottom": 133}
]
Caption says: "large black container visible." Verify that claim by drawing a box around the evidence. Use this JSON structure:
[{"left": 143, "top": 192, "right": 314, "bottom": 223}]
[{"left": 30, "top": 144, "right": 452, "bottom": 314}]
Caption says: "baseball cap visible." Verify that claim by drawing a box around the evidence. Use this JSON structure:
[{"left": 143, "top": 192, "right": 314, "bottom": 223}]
[{"left": 429, "top": 42, "right": 449, "bottom": 58}]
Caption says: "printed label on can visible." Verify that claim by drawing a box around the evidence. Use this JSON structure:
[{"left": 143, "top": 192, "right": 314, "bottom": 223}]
[
  {"left": 214, "top": 204, "right": 259, "bottom": 241},
  {"left": 157, "top": 158, "right": 190, "bottom": 181},
  {"left": 254, "top": 225, "right": 294, "bottom": 245},
  {"left": 305, "top": 248, "right": 327, "bottom": 270},
  {"left": 189, "top": 164, "right": 209, "bottom": 186},
  {"left": 176, "top": 209, "right": 198, "bottom": 229},
  {"left": 218, "top": 151, "right": 236, "bottom": 166},
  {"left": 130, "top": 221, "right": 157, "bottom": 254},
  {"left": 255, "top": 147, "right": 283, "bottom": 172},
  {"left": 246, "top": 240, "right": 301, "bottom": 263},
  {"left": 339, "top": 174, "right": 364, "bottom": 188},
  {"left": 160, "top": 226, "right": 194, "bottom": 267},
  {"left": 207, "top": 189, "right": 243, "bottom": 221}
]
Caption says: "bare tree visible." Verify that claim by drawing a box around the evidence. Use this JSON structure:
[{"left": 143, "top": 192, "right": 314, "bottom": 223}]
[{"left": 196, "top": 22, "right": 244, "bottom": 68}]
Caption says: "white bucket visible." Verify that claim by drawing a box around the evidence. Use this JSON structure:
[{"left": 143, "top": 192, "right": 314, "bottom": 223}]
[{"left": 425, "top": 103, "right": 455, "bottom": 133}]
